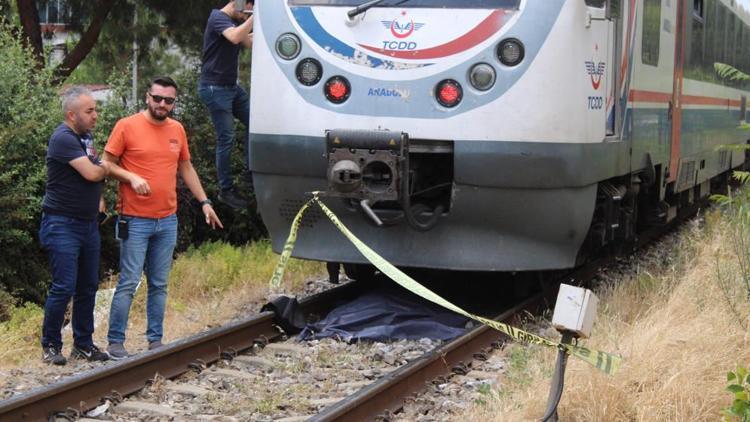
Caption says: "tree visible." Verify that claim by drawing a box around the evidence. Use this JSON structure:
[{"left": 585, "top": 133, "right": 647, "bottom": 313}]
[
  {"left": 0, "top": 1, "right": 264, "bottom": 307},
  {"left": 12, "top": 1, "right": 223, "bottom": 85},
  {"left": 16, "top": 0, "right": 116, "bottom": 84},
  {"left": 142, "top": 0, "right": 223, "bottom": 54}
]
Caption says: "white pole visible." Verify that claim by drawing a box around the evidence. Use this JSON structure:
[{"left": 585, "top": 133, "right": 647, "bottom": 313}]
[{"left": 131, "top": 3, "right": 138, "bottom": 108}]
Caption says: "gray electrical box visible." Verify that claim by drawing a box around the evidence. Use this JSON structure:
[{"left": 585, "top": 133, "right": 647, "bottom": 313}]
[{"left": 551, "top": 284, "right": 598, "bottom": 339}]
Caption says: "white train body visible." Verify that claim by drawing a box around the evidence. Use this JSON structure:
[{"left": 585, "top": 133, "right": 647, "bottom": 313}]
[{"left": 249, "top": 0, "right": 750, "bottom": 272}]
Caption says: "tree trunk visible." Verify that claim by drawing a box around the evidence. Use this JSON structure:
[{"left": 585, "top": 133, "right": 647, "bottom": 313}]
[
  {"left": 51, "top": 0, "right": 117, "bottom": 85},
  {"left": 17, "top": 0, "right": 118, "bottom": 85},
  {"left": 15, "top": 0, "right": 44, "bottom": 68}
]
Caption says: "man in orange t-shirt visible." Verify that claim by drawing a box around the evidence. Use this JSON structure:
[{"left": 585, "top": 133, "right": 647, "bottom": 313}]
[{"left": 103, "top": 76, "right": 222, "bottom": 360}]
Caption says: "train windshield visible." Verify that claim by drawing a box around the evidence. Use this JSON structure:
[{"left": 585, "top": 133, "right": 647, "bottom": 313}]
[{"left": 288, "top": 0, "right": 521, "bottom": 8}]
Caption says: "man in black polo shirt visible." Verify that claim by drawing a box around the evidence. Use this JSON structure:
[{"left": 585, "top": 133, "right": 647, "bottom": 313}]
[
  {"left": 199, "top": 0, "right": 254, "bottom": 210},
  {"left": 39, "top": 86, "right": 110, "bottom": 365}
]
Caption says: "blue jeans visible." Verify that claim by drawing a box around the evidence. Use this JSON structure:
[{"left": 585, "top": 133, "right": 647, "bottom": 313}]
[
  {"left": 198, "top": 83, "right": 250, "bottom": 192},
  {"left": 108, "top": 214, "right": 178, "bottom": 345},
  {"left": 39, "top": 214, "right": 101, "bottom": 348}
]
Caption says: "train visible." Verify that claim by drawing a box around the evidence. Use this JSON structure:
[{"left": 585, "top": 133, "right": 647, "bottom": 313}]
[{"left": 248, "top": 0, "right": 750, "bottom": 280}]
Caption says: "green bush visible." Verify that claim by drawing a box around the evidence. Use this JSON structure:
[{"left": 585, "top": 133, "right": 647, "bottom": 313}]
[
  {"left": 0, "top": 21, "right": 60, "bottom": 303},
  {"left": 724, "top": 366, "right": 750, "bottom": 421},
  {"left": 169, "top": 67, "right": 267, "bottom": 251},
  {"left": 712, "top": 63, "right": 750, "bottom": 329},
  {"left": 0, "top": 21, "right": 265, "bottom": 308}
]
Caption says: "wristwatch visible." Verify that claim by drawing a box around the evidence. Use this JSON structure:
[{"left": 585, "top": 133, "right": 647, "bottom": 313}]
[{"left": 199, "top": 199, "right": 213, "bottom": 207}]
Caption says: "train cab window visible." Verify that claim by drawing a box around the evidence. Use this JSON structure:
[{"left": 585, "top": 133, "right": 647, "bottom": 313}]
[
  {"left": 693, "top": 0, "right": 704, "bottom": 19},
  {"left": 641, "top": 0, "right": 661, "bottom": 67},
  {"left": 687, "top": 0, "right": 705, "bottom": 74}
]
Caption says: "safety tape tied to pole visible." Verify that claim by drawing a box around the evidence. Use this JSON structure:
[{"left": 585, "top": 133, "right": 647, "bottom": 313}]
[{"left": 269, "top": 193, "right": 622, "bottom": 376}]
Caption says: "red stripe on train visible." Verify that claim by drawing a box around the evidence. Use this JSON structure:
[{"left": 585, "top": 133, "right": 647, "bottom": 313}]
[
  {"left": 358, "top": 10, "right": 510, "bottom": 60},
  {"left": 629, "top": 90, "right": 742, "bottom": 107}
]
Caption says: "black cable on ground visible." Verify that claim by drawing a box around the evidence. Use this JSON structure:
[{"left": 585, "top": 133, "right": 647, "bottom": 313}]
[{"left": 541, "top": 332, "right": 574, "bottom": 422}]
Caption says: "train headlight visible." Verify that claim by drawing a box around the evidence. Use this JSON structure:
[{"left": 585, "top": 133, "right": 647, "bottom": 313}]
[
  {"left": 469, "top": 63, "right": 496, "bottom": 91},
  {"left": 435, "top": 79, "right": 462, "bottom": 108},
  {"left": 276, "top": 33, "right": 301, "bottom": 60},
  {"left": 296, "top": 58, "right": 323, "bottom": 86},
  {"left": 324, "top": 76, "right": 351, "bottom": 104},
  {"left": 497, "top": 38, "right": 524, "bottom": 67}
]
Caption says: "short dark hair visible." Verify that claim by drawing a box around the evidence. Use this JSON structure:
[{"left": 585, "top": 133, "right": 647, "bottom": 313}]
[{"left": 149, "top": 76, "right": 178, "bottom": 92}]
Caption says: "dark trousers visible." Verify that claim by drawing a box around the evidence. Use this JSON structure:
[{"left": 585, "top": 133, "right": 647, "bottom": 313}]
[
  {"left": 198, "top": 83, "right": 250, "bottom": 192},
  {"left": 39, "top": 214, "right": 100, "bottom": 348}
]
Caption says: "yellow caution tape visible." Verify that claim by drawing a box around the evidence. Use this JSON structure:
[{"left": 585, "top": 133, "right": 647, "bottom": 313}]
[
  {"left": 269, "top": 197, "right": 315, "bottom": 289},
  {"left": 269, "top": 193, "right": 622, "bottom": 375}
]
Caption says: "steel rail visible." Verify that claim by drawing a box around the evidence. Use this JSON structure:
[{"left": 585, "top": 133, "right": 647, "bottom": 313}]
[
  {"left": 310, "top": 202, "right": 706, "bottom": 421},
  {"left": 0, "top": 202, "right": 701, "bottom": 421},
  {"left": 311, "top": 293, "right": 545, "bottom": 421},
  {"left": 0, "top": 282, "right": 361, "bottom": 421}
]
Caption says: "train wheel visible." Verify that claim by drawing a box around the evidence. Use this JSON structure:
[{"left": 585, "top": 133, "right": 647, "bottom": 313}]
[{"left": 343, "top": 263, "right": 377, "bottom": 282}]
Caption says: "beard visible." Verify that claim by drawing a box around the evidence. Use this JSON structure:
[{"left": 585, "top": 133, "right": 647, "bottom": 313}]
[{"left": 147, "top": 103, "right": 170, "bottom": 121}]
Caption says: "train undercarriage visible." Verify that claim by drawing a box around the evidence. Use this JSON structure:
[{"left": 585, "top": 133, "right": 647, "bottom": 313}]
[{"left": 321, "top": 130, "right": 749, "bottom": 283}]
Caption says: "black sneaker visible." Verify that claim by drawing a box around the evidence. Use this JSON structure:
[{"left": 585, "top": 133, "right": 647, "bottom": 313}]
[
  {"left": 218, "top": 189, "right": 249, "bottom": 209},
  {"left": 42, "top": 344, "right": 67, "bottom": 366},
  {"left": 71, "top": 343, "right": 110, "bottom": 362}
]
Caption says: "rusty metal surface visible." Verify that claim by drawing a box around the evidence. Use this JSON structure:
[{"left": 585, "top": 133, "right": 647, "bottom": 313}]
[
  {"left": 0, "top": 281, "right": 361, "bottom": 421},
  {"left": 0, "top": 313, "right": 279, "bottom": 421},
  {"left": 311, "top": 293, "right": 544, "bottom": 422},
  {"left": 308, "top": 206, "right": 699, "bottom": 422}
]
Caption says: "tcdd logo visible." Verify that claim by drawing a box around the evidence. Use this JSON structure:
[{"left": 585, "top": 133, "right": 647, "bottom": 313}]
[
  {"left": 585, "top": 61, "right": 606, "bottom": 90},
  {"left": 381, "top": 11, "right": 424, "bottom": 39}
]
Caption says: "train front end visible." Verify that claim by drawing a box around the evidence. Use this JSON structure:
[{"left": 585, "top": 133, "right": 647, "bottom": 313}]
[{"left": 250, "top": 0, "right": 616, "bottom": 272}]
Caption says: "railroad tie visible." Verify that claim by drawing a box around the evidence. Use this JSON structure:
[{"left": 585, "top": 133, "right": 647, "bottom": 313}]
[
  {"left": 308, "top": 397, "right": 345, "bottom": 408},
  {"left": 211, "top": 368, "right": 256, "bottom": 380},
  {"left": 232, "top": 355, "right": 276, "bottom": 372},
  {"left": 274, "top": 416, "right": 315, "bottom": 422},
  {"left": 264, "top": 343, "right": 306, "bottom": 357},
  {"left": 337, "top": 380, "right": 371, "bottom": 392},
  {"left": 112, "top": 401, "right": 176, "bottom": 417},
  {"left": 164, "top": 383, "right": 214, "bottom": 397}
]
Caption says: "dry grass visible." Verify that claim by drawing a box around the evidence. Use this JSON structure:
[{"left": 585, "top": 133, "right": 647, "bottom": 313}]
[
  {"left": 462, "top": 211, "right": 750, "bottom": 421},
  {"left": 0, "top": 240, "right": 324, "bottom": 370}
]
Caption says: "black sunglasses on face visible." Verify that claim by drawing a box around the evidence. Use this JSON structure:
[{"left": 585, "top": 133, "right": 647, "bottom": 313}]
[{"left": 148, "top": 93, "right": 176, "bottom": 105}]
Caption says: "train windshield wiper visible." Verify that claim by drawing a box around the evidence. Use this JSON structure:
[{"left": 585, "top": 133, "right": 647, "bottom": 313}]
[{"left": 348, "top": 0, "right": 409, "bottom": 19}]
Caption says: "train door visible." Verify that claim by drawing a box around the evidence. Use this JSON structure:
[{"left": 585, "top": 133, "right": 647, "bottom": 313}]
[
  {"left": 584, "top": 1, "right": 620, "bottom": 139},
  {"left": 604, "top": 1, "right": 620, "bottom": 136},
  {"left": 631, "top": 0, "right": 679, "bottom": 190},
  {"left": 667, "top": 0, "right": 688, "bottom": 185}
]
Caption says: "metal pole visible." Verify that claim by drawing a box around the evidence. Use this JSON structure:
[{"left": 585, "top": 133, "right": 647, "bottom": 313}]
[{"left": 131, "top": 3, "right": 138, "bottom": 108}]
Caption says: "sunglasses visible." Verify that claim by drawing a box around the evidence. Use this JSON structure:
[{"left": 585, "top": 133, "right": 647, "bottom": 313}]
[{"left": 148, "top": 93, "right": 176, "bottom": 105}]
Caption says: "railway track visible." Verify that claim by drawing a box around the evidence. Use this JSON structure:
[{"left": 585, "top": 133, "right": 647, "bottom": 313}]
[
  {"left": 0, "top": 206, "right": 696, "bottom": 421},
  {"left": 309, "top": 209, "right": 693, "bottom": 421},
  {"left": 0, "top": 281, "right": 547, "bottom": 421},
  {"left": 310, "top": 292, "right": 544, "bottom": 422},
  {"left": 0, "top": 282, "right": 362, "bottom": 421}
]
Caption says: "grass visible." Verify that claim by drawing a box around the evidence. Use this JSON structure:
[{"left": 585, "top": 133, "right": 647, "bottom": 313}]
[
  {"left": 202, "top": 380, "right": 314, "bottom": 416},
  {"left": 0, "top": 239, "right": 324, "bottom": 369},
  {"left": 5, "top": 193, "right": 750, "bottom": 420},
  {"left": 0, "top": 302, "right": 44, "bottom": 365},
  {"left": 460, "top": 207, "right": 750, "bottom": 421}
]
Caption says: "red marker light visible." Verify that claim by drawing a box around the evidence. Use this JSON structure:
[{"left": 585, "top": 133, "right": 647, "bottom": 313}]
[
  {"left": 325, "top": 76, "right": 351, "bottom": 104},
  {"left": 436, "top": 80, "right": 462, "bottom": 108},
  {"left": 329, "top": 80, "right": 347, "bottom": 99}
]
